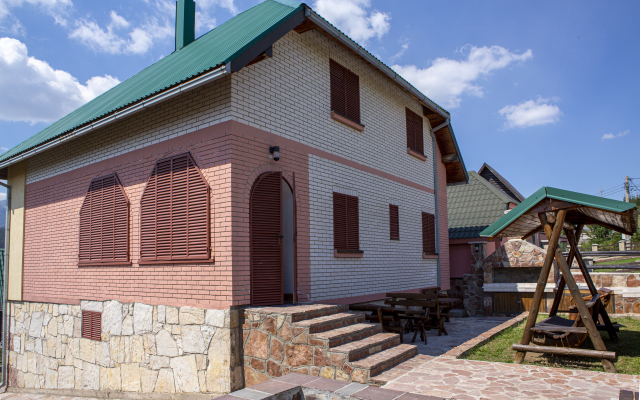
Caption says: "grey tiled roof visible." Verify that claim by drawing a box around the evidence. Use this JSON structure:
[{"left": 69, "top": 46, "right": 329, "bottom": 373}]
[{"left": 447, "top": 171, "right": 518, "bottom": 239}]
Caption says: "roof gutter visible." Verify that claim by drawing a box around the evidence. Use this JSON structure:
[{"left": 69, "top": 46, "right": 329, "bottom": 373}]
[
  {"left": 0, "top": 64, "right": 230, "bottom": 170},
  {"left": 306, "top": 8, "right": 450, "bottom": 120}
]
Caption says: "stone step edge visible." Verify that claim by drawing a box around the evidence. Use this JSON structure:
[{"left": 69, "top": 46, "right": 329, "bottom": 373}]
[
  {"left": 329, "top": 333, "right": 401, "bottom": 361},
  {"left": 290, "top": 305, "right": 350, "bottom": 322},
  {"left": 292, "top": 312, "right": 366, "bottom": 333},
  {"left": 309, "top": 323, "right": 382, "bottom": 347},
  {"left": 350, "top": 344, "right": 419, "bottom": 378}
]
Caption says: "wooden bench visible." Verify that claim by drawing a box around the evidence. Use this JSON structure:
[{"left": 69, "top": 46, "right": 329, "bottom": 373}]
[
  {"left": 385, "top": 292, "right": 452, "bottom": 339},
  {"left": 348, "top": 304, "right": 404, "bottom": 343}
]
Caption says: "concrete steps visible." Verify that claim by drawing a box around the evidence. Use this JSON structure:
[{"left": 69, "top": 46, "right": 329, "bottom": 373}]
[
  {"left": 292, "top": 312, "right": 366, "bottom": 333},
  {"left": 350, "top": 344, "right": 419, "bottom": 382}
]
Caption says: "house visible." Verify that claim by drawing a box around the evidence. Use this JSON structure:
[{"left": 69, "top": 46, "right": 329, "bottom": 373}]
[
  {"left": 447, "top": 163, "right": 527, "bottom": 299},
  {"left": 0, "top": 0, "right": 468, "bottom": 395}
]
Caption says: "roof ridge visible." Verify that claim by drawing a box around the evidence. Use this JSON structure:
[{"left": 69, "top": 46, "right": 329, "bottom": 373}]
[{"left": 468, "top": 171, "right": 518, "bottom": 204}]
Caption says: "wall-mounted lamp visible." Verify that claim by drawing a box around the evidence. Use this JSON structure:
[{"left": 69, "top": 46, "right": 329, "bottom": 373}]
[{"left": 269, "top": 146, "right": 280, "bottom": 161}]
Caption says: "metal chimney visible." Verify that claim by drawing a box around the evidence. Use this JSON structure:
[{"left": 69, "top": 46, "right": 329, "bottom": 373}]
[{"left": 175, "top": 0, "right": 196, "bottom": 51}]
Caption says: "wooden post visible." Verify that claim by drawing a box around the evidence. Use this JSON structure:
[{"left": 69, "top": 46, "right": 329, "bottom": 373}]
[
  {"left": 514, "top": 211, "right": 566, "bottom": 364},
  {"left": 549, "top": 225, "right": 583, "bottom": 316},
  {"left": 565, "top": 228, "right": 597, "bottom": 295},
  {"left": 545, "top": 228, "right": 617, "bottom": 373}
]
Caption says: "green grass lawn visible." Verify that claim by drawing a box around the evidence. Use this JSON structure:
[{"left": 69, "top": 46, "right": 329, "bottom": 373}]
[
  {"left": 463, "top": 314, "right": 640, "bottom": 375},
  {"left": 596, "top": 257, "right": 640, "bottom": 266}
]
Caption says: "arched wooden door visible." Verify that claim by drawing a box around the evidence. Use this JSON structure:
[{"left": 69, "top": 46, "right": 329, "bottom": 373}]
[{"left": 250, "top": 172, "right": 283, "bottom": 306}]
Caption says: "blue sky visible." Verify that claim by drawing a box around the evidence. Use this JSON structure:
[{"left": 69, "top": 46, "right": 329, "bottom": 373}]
[{"left": 0, "top": 0, "right": 638, "bottom": 200}]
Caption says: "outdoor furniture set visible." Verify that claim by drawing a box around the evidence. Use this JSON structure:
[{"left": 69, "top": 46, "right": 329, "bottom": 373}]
[{"left": 349, "top": 287, "right": 460, "bottom": 345}]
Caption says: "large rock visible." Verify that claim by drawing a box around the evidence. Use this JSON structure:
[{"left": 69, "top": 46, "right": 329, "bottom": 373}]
[
  {"left": 166, "top": 307, "right": 179, "bottom": 324},
  {"left": 206, "top": 329, "right": 230, "bottom": 393},
  {"left": 205, "top": 309, "right": 225, "bottom": 328},
  {"left": 109, "top": 336, "right": 125, "bottom": 364},
  {"left": 121, "top": 363, "right": 141, "bottom": 392},
  {"left": 149, "top": 355, "right": 170, "bottom": 370},
  {"left": 170, "top": 355, "right": 200, "bottom": 393},
  {"left": 285, "top": 345, "right": 312, "bottom": 367},
  {"left": 130, "top": 336, "right": 145, "bottom": 363},
  {"left": 243, "top": 365, "right": 269, "bottom": 387},
  {"left": 95, "top": 341, "right": 111, "bottom": 368},
  {"left": 179, "top": 307, "right": 205, "bottom": 325},
  {"left": 133, "top": 303, "right": 153, "bottom": 335},
  {"left": 181, "top": 326, "right": 206, "bottom": 354},
  {"left": 155, "top": 368, "right": 175, "bottom": 393},
  {"left": 78, "top": 339, "right": 96, "bottom": 363},
  {"left": 245, "top": 330, "right": 268, "bottom": 359},
  {"left": 82, "top": 362, "right": 100, "bottom": 391},
  {"left": 122, "top": 314, "right": 134, "bottom": 336},
  {"left": 100, "top": 366, "right": 121, "bottom": 391},
  {"left": 29, "top": 312, "right": 44, "bottom": 338},
  {"left": 57, "top": 366, "right": 74, "bottom": 389},
  {"left": 143, "top": 334, "right": 157, "bottom": 355},
  {"left": 63, "top": 316, "right": 74, "bottom": 337},
  {"left": 44, "top": 368, "right": 58, "bottom": 389},
  {"left": 102, "top": 300, "right": 122, "bottom": 336},
  {"left": 140, "top": 367, "right": 158, "bottom": 393},
  {"left": 81, "top": 301, "right": 103, "bottom": 312},
  {"left": 156, "top": 330, "right": 178, "bottom": 357}
]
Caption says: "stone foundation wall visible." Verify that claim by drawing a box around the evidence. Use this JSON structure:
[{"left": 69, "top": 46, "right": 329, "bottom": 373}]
[{"left": 7, "top": 300, "right": 243, "bottom": 397}]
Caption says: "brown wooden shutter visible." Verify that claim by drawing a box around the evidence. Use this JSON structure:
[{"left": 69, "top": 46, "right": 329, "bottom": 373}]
[
  {"left": 140, "top": 152, "right": 210, "bottom": 262},
  {"left": 406, "top": 108, "right": 424, "bottom": 155},
  {"left": 333, "top": 192, "right": 359, "bottom": 252},
  {"left": 389, "top": 205, "right": 399, "bottom": 240},
  {"left": 82, "top": 310, "right": 101, "bottom": 341},
  {"left": 330, "top": 59, "right": 361, "bottom": 124},
  {"left": 422, "top": 212, "right": 436, "bottom": 254},
  {"left": 250, "top": 172, "right": 283, "bottom": 306},
  {"left": 79, "top": 173, "right": 129, "bottom": 265}
]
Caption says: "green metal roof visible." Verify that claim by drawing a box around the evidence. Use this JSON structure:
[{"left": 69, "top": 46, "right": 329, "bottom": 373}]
[
  {"left": 0, "top": 0, "right": 465, "bottom": 177},
  {"left": 480, "top": 187, "right": 639, "bottom": 239},
  {"left": 448, "top": 171, "right": 518, "bottom": 239},
  {"left": 0, "top": 0, "right": 304, "bottom": 164}
]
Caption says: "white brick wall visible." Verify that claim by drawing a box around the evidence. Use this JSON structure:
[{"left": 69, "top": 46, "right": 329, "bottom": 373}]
[
  {"left": 231, "top": 30, "right": 436, "bottom": 190},
  {"left": 26, "top": 76, "right": 233, "bottom": 184},
  {"left": 309, "top": 155, "right": 438, "bottom": 301}
]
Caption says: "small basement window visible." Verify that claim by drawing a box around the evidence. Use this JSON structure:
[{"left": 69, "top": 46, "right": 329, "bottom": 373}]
[{"left": 82, "top": 310, "right": 102, "bottom": 341}]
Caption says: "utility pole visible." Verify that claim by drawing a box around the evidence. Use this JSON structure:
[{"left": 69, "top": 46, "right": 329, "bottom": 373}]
[{"left": 625, "top": 175, "right": 630, "bottom": 203}]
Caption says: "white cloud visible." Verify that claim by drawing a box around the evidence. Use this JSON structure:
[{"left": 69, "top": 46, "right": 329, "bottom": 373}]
[
  {"left": 390, "top": 40, "right": 409, "bottom": 62},
  {"left": 0, "top": 0, "right": 72, "bottom": 26},
  {"left": 69, "top": 11, "right": 173, "bottom": 55},
  {"left": 312, "top": 0, "right": 390, "bottom": 43},
  {"left": 0, "top": 37, "right": 120, "bottom": 124},
  {"left": 602, "top": 130, "right": 629, "bottom": 140},
  {"left": 498, "top": 97, "right": 562, "bottom": 129},
  {"left": 392, "top": 45, "right": 533, "bottom": 108}
]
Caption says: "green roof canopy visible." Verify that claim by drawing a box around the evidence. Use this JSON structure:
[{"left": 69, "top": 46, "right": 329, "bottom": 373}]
[{"left": 479, "top": 187, "right": 638, "bottom": 239}]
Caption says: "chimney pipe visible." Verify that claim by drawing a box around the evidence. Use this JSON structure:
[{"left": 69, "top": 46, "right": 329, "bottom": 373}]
[{"left": 175, "top": 0, "right": 196, "bottom": 51}]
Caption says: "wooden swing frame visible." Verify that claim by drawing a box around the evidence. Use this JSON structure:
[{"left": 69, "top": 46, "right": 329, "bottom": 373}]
[{"left": 512, "top": 210, "right": 617, "bottom": 372}]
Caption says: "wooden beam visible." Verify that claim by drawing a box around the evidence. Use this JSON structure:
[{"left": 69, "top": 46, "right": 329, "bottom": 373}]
[
  {"left": 548, "top": 226, "right": 617, "bottom": 373},
  {"left": 512, "top": 344, "right": 615, "bottom": 360},
  {"left": 520, "top": 225, "right": 542, "bottom": 241},
  {"left": 514, "top": 211, "right": 566, "bottom": 365},
  {"left": 530, "top": 326, "right": 587, "bottom": 334},
  {"left": 549, "top": 224, "right": 584, "bottom": 317},
  {"left": 525, "top": 199, "right": 581, "bottom": 215},
  {"left": 565, "top": 228, "right": 597, "bottom": 296},
  {"left": 441, "top": 154, "right": 459, "bottom": 163}
]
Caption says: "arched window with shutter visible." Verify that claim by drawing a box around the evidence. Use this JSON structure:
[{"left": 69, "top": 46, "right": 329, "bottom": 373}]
[
  {"left": 139, "top": 152, "right": 211, "bottom": 263},
  {"left": 79, "top": 173, "right": 130, "bottom": 266}
]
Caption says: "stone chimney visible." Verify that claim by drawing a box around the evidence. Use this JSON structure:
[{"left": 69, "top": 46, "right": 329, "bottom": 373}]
[{"left": 175, "top": 0, "right": 196, "bottom": 51}]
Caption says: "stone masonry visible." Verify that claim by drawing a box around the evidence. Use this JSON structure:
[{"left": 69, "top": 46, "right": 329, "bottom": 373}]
[
  {"left": 241, "top": 305, "right": 417, "bottom": 387},
  {"left": 7, "top": 300, "right": 243, "bottom": 397}
]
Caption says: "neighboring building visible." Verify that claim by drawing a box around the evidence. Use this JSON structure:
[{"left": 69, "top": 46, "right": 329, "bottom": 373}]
[
  {"left": 447, "top": 164, "right": 527, "bottom": 297},
  {"left": 0, "top": 0, "right": 467, "bottom": 395}
]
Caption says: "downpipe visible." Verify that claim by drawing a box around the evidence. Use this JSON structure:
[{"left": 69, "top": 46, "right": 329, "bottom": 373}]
[
  {"left": 430, "top": 128, "right": 441, "bottom": 288},
  {"left": 0, "top": 181, "right": 10, "bottom": 393}
]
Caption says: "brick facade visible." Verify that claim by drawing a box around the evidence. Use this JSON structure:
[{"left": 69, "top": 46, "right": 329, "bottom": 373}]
[{"left": 19, "top": 27, "right": 451, "bottom": 308}]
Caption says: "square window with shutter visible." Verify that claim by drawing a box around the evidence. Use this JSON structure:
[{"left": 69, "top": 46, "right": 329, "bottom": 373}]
[
  {"left": 82, "top": 310, "right": 101, "bottom": 341},
  {"left": 333, "top": 192, "right": 359, "bottom": 252},
  {"left": 389, "top": 205, "right": 399, "bottom": 240},
  {"left": 79, "top": 173, "right": 130, "bottom": 266},
  {"left": 140, "top": 152, "right": 211, "bottom": 263},
  {"left": 330, "top": 59, "right": 361, "bottom": 124},
  {"left": 406, "top": 108, "right": 424, "bottom": 155},
  {"left": 422, "top": 212, "right": 436, "bottom": 254}
]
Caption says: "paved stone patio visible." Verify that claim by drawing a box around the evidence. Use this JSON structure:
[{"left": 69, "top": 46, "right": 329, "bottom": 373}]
[
  {"left": 401, "top": 317, "right": 511, "bottom": 357},
  {"left": 0, "top": 394, "right": 125, "bottom": 400},
  {"left": 383, "top": 356, "right": 640, "bottom": 400}
]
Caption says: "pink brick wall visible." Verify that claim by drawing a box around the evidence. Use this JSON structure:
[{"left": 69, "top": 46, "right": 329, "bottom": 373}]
[
  {"left": 436, "top": 144, "right": 451, "bottom": 290},
  {"left": 23, "top": 122, "right": 237, "bottom": 309}
]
